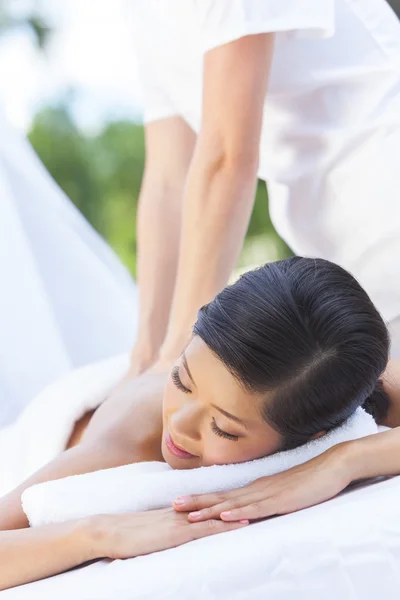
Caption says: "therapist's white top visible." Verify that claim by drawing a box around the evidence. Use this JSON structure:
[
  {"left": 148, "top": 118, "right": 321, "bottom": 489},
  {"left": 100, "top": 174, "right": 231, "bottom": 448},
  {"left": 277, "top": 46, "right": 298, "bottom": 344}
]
[{"left": 130, "top": 0, "right": 400, "bottom": 332}]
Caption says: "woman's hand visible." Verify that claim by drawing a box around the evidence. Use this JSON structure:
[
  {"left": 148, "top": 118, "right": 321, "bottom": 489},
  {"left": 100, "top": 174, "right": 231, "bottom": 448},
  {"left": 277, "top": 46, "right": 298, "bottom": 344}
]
[
  {"left": 173, "top": 443, "right": 354, "bottom": 522},
  {"left": 93, "top": 507, "right": 248, "bottom": 560}
]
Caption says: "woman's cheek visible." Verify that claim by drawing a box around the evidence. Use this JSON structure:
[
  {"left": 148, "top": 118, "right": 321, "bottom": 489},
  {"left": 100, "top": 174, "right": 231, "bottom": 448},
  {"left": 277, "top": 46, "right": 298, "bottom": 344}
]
[
  {"left": 201, "top": 435, "right": 252, "bottom": 467},
  {"left": 201, "top": 435, "right": 278, "bottom": 466}
]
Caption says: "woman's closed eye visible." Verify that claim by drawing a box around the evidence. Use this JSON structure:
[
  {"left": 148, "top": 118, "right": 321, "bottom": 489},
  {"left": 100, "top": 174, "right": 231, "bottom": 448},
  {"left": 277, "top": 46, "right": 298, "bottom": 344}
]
[
  {"left": 171, "top": 366, "right": 191, "bottom": 394},
  {"left": 171, "top": 366, "right": 239, "bottom": 441},
  {"left": 211, "top": 418, "right": 239, "bottom": 442}
]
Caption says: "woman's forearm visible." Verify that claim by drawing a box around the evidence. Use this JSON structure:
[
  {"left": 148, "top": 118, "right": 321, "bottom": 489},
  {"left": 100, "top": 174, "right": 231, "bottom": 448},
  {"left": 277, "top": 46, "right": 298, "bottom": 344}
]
[
  {"left": 347, "top": 426, "right": 400, "bottom": 482},
  {"left": 0, "top": 518, "right": 100, "bottom": 591},
  {"left": 343, "top": 360, "right": 400, "bottom": 481},
  {"left": 160, "top": 152, "right": 258, "bottom": 362},
  {"left": 382, "top": 359, "right": 400, "bottom": 428}
]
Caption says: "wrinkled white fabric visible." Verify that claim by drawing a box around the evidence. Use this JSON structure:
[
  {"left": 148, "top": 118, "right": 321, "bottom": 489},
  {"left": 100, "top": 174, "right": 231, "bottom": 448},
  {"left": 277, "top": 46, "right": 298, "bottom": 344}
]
[{"left": 0, "top": 110, "right": 138, "bottom": 425}]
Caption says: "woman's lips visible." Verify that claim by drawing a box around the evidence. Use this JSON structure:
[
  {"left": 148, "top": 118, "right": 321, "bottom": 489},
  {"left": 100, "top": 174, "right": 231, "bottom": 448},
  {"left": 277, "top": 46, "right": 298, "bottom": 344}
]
[{"left": 165, "top": 432, "right": 197, "bottom": 460}]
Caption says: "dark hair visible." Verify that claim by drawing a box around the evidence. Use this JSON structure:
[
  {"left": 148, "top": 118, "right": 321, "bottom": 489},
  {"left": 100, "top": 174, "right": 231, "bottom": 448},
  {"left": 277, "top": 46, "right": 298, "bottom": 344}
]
[{"left": 194, "top": 257, "right": 390, "bottom": 450}]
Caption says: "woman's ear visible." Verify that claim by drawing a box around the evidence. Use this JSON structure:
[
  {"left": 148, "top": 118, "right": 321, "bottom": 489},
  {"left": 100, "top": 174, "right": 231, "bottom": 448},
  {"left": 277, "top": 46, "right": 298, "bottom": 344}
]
[{"left": 311, "top": 430, "right": 327, "bottom": 440}]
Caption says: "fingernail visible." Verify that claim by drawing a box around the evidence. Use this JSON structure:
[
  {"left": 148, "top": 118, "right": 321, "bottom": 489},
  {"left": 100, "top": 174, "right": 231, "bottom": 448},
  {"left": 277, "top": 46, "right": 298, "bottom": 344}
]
[
  {"left": 174, "top": 496, "right": 190, "bottom": 506},
  {"left": 220, "top": 511, "right": 232, "bottom": 519},
  {"left": 240, "top": 520, "right": 249, "bottom": 525},
  {"left": 189, "top": 511, "right": 202, "bottom": 520}
]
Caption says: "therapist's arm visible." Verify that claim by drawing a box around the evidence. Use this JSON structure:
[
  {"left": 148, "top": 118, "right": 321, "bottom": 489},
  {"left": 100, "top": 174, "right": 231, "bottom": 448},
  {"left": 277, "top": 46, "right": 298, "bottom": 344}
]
[
  {"left": 131, "top": 117, "right": 196, "bottom": 374},
  {"left": 158, "top": 34, "right": 275, "bottom": 365}
]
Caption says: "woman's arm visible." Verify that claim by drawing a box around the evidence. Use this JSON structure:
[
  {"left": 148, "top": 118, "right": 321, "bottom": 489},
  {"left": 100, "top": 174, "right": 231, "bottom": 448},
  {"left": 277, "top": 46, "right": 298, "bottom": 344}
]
[
  {"left": 381, "top": 359, "right": 400, "bottom": 427},
  {"left": 347, "top": 426, "right": 400, "bottom": 480},
  {"left": 348, "top": 360, "right": 400, "bottom": 479},
  {"left": 157, "top": 33, "right": 275, "bottom": 366},
  {"left": 0, "top": 518, "right": 97, "bottom": 591},
  {"left": 131, "top": 117, "right": 196, "bottom": 374},
  {"left": 0, "top": 509, "right": 246, "bottom": 591}
]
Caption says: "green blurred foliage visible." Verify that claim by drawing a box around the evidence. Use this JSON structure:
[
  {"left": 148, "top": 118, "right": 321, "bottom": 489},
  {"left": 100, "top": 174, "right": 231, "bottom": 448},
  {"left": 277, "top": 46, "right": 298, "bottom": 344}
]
[
  {"left": 29, "top": 106, "right": 143, "bottom": 274},
  {"left": 28, "top": 104, "right": 291, "bottom": 276}
]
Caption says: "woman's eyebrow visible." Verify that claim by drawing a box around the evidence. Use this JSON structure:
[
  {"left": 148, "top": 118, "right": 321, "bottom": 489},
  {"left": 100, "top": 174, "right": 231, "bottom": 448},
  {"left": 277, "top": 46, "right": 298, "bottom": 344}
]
[
  {"left": 211, "top": 404, "right": 249, "bottom": 430},
  {"left": 182, "top": 353, "right": 196, "bottom": 385}
]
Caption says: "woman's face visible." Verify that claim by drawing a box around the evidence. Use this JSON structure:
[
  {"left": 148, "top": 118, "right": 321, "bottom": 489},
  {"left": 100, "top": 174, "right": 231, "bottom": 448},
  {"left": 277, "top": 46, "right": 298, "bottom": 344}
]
[{"left": 161, "top": 336, "right": 283, "bottom": 470}]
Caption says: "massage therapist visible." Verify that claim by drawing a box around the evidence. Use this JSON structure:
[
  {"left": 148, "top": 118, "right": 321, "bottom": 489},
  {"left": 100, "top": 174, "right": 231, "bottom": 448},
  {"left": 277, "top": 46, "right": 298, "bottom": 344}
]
[{"left": 119, "top": 0, "right": 400, "bottom": 519}]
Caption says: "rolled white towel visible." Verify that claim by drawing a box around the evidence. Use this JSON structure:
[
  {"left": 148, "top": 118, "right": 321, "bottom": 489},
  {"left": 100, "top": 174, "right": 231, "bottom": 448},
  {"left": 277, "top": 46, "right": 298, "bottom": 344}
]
[
  {"left": 23, "top": 407, "right": 377, "bottom": 527},
  {"left": 0, "top": 354, "right": 129, "bottom": 497}
]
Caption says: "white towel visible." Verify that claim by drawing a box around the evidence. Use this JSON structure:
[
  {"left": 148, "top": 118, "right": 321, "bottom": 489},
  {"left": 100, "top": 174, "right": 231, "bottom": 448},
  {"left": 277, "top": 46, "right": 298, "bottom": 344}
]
[
  {"left": 0, "top": 354, "right": 129, "bottom": 497},
  {"left": 22, "top": 407, "right": 377, "bottom": 527}
]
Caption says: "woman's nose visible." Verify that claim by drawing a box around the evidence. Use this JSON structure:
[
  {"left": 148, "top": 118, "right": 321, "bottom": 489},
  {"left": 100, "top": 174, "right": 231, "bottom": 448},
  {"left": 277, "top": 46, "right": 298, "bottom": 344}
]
[{"left": 170, "top": 401, "right": 202, "bottom": 441}]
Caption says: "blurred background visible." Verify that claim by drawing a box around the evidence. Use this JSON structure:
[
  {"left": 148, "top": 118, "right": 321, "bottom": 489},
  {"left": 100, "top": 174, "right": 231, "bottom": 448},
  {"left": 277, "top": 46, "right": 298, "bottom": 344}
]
[{"left": 6, "top": 0, "right": 398, "bottom": 276}]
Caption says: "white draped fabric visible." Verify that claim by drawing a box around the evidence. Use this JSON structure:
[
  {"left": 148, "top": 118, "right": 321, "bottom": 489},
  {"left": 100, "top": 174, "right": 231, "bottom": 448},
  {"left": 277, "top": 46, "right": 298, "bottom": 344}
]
[{"left": 0, "top": 111, "right": 138, "bottom": 426}]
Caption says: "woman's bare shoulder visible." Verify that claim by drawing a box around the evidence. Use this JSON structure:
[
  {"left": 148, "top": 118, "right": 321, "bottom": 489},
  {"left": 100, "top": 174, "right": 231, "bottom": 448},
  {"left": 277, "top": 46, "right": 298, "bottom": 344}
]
[{"left": 82, "top": 371, "right": 166, "bottom": 461}]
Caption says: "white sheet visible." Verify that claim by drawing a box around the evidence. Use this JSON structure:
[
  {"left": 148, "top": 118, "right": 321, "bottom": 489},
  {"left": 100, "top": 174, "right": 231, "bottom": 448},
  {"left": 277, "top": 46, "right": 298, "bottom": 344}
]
[
  {"left": 0, "top": 107, "right": 138, "bottom": 426},
  {"left": 3, "top": 475, "right": 400, "bottom": 599}
]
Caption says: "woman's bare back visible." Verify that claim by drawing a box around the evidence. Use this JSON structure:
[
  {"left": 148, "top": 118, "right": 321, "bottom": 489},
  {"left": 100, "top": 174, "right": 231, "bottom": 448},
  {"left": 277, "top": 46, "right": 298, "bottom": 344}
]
[{"left": 66, "top": 410, "right": 96, "bottom": 449}]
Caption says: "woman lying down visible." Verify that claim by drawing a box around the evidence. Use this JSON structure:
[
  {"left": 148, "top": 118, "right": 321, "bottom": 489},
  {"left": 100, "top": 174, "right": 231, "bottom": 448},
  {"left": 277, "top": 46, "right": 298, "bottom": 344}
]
[{"left": 1, "top": 257, "right": 400, "bottom": 591}]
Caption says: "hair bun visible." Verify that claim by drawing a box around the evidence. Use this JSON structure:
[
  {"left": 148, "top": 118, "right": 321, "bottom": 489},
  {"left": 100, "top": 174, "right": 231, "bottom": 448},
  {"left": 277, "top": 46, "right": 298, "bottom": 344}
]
[{"left": 362, "top": 379, "right": 390, "bottom": 424}]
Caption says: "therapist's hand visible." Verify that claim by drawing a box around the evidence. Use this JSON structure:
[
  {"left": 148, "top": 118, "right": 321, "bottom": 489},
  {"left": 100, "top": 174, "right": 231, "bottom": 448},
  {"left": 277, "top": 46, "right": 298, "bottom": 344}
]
[
  {"left": 127, "top": 339, "right": 162, "bottom": 378},
  {"left": 173, "top": 443, "right": 354, "bottom": 522},
  {"left": 94, "top": 507, "right": 248, "bottom": 560}
]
